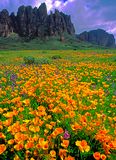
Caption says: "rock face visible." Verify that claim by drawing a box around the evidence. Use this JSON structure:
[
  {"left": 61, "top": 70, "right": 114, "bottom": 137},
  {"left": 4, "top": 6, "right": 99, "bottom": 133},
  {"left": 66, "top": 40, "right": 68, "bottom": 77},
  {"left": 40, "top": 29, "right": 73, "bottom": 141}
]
[
  {"left": 78, "top": 29, "right": 115, "bottom": 47},
  {"left": 0, "top": 3, "right": 75, "bottom": 38},
  {"left": 0, "top": 9, "right": 13, "bottom": 37}
]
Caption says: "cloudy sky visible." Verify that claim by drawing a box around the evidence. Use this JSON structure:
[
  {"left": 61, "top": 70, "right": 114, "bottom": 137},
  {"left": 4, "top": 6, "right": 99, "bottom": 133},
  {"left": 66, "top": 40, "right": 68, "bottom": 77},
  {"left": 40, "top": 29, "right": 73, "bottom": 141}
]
[{"left": 0, "top": 0, "right": 116, "bottom": 38}]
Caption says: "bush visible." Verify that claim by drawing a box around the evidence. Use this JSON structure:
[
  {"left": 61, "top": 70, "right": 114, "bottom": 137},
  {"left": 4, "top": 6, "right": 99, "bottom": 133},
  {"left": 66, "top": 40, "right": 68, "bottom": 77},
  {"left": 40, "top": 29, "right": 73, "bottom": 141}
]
[
  {"left": 24, "top": 56, "right": 35, "bottom": 64},
  {"left": 24, "top": 57, "right": 51, "bottom": 65},
  {"left": 51, "top": 55, "right": 62, "bottom": 60},
  {"left": 35, "top": 57, "right": 52, "bottom": 64}
]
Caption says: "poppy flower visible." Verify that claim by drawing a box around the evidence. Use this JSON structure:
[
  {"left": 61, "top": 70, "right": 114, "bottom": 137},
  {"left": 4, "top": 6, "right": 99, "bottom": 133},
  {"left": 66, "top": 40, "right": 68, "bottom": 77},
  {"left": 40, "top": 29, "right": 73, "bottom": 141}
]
[
  {"left": 0, "top": 144, "right": 6, "bottom": 154},
  {"left": 50, "top": 150, "right": 56, "bottom": 157},
  {"left": 93, "top": 152, "right": 101, "bottom": 160}
]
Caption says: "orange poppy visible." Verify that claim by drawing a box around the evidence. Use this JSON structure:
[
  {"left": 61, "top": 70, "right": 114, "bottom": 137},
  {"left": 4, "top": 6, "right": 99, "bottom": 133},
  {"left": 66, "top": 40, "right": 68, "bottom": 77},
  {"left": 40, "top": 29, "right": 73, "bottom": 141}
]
[
  {"left": 52, "top": 127, "right": 64, "bottom": 138},
  {"left": 22, "top": 99, "right": 30, "bottom": 106},
  {"left": 75, "top": 140, "right": 90, "bottom": 152},
  {"left": 3, "top": 118, "right": 12, "bottom": 127},
  {"left": 30, "top": 158, "right": 35, "bottom": 160},
  {"left": 14, "top": 142, "right": 24, "bottom": 151},
  {"left": 59, "top": 149, "right": 67, "bottom": 159},
  {"left": 101, "top": 154, "right": 106, "bottom": 160},
  {"left": 69, "top": 111, "right": 75, "bottom": 118},
  {"left": 71, "top": 123, "right": 82, "bottom": 131},
  {"left": 56, "top": 127, "right": 64, "bottom": 134},
  {"left": 25, "top": 141, "right": 34, "bottom": 149},
  {"left": 0, "top": 144, "right": 6, "bottom": 154},
  {"left": 8, "top": 139, "right": 14, "bottom": 145},
  {"left": 14, "top": 154, "right": 20, "bottom": 160},
  {"left": 93, "top": 152, "right": 101, "bottom": 160},
  {"left": 33, "top": 150, "right": 38, "bottom": 156},
  {"left": 50, "top": 158, "right": 56, "bottom": 160},
  {"left": 20, "top": 123, "right": 28, "bottom": 132},
  {"left": 50, "top": 150, "right": 56, "bottom": 157},
  {"left": 42, "top": 141, "right": 49, "bottom": 150},
  {"left": 61, "top": 140, "right": 69, "bottom": 148},
  {"left": 0, "top": 132, "right": 6, "bottom": 139},
  {"left": 65, "top": 155, "right": 75, "bottom": 160}
]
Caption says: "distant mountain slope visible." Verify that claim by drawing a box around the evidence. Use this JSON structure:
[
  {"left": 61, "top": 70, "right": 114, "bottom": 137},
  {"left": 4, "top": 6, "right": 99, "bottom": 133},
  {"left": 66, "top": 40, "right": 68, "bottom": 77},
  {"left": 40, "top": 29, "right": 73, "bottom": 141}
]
[
  {"left": 77, "top": 29, "right": 115, "bottom": 48},
  {"left": 0, "top": 32, "right": 106, "bottom": 50}
]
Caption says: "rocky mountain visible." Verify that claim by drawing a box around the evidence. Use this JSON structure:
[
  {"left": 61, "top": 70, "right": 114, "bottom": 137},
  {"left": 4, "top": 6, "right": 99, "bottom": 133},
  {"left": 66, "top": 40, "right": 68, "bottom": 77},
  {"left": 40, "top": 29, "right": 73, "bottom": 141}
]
[
  {"left": 0, "top": 9, "right": 13, "bottom": 37},
  {"left": 0, "top": 3, "right": 75, "bottom": 39},
  {"left": 78, "top": 29, "right": 115, "bottom": 48},
  {"left": 0, "top": 3, "right": 115, "bottom": 48}
]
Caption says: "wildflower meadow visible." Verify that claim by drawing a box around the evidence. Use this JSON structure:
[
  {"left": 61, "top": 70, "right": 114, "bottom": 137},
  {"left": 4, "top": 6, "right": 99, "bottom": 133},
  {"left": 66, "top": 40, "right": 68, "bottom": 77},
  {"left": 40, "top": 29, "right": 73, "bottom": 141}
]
[{"left": 0, "top": 50, "right": 116, "bottom": 160}]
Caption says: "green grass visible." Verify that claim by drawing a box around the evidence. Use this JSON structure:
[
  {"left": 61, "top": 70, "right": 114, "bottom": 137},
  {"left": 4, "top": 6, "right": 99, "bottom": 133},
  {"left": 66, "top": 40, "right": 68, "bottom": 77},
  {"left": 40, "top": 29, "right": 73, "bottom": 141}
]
[
  {"left": 0, "top": 49, "right": 116, "bottom": 65},
  {"left": 0, "top": 33, "right": 107, "bottom": 50}
]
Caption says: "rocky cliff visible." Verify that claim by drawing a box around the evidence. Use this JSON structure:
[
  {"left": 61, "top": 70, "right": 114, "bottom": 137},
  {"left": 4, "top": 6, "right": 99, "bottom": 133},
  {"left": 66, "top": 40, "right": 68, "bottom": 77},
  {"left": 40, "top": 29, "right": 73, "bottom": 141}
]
[
  {"left": 0, "top": 9, "right": 13, "bottom": 37},
  {"left": 0, "top": 3, "right": 75, "bottom": 39},
  {"left": 78, "top": 29, "right": 115, "bottom": 48}
]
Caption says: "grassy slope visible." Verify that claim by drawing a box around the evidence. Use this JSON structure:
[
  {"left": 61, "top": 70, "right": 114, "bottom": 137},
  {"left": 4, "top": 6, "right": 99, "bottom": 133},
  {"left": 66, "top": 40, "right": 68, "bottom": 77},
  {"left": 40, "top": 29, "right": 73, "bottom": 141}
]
[{"left": 0, "top": 33, "right": 106, "bottom": 50}]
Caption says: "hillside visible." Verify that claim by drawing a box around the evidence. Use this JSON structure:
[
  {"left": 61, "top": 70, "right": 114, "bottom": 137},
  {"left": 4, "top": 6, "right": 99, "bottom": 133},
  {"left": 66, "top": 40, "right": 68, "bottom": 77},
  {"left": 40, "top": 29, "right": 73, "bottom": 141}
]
[{"left": 0, "top": 32, "right": 106, "bottom": 50}]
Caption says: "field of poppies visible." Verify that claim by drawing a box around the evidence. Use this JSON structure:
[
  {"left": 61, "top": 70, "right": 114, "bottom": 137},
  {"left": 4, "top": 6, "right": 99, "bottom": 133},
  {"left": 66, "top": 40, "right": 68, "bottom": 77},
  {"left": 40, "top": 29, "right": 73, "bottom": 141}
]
[{"left": 0, "top": 50, "right": 116, "bottom": 160}]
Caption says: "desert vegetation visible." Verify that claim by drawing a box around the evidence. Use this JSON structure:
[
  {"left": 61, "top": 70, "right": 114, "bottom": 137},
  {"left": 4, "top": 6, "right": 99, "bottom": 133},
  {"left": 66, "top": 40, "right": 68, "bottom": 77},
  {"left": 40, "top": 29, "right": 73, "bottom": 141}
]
[{"left": 0, "top": 50, "right": 116, "bottom": 160}]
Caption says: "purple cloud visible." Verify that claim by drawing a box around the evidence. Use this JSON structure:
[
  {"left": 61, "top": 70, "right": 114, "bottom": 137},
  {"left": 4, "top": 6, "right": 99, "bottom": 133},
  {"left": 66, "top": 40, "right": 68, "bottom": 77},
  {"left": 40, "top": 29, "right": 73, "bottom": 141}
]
[
  {"left": 59, "top": 0, "right": 116, "bottom": 39},
  {"left": 0, "top": 0, "right": 116, "bottom": 39}
]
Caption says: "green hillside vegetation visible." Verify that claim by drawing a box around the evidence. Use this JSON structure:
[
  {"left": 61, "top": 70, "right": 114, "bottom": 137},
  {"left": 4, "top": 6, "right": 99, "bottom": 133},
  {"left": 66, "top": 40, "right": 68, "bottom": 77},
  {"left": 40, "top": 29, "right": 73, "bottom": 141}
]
[{"left": 0, "top": 33, "right": 107, "bottom": 50}]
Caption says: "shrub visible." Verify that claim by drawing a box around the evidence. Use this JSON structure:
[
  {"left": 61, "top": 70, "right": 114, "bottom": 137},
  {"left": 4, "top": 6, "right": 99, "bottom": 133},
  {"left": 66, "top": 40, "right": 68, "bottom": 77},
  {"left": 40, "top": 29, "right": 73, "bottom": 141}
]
[
  {"left": 51, "top": 55, "right": 62, "bottom": 60},
  {"left": 35, "top": 57, "right": 52, "bottom": 64},
  {"left": 24, "top": 56, "right": 35, "bottom": 65},
  {"left": 24, "top": 57, "right": 51, "bottom": 65}
]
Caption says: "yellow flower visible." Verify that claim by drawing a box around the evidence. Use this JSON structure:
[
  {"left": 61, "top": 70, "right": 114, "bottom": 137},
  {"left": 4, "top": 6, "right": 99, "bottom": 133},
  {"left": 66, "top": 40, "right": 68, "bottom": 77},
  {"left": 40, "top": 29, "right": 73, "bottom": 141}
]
[
  {"left": 14, "top": 155, "right": 20, "bottom": 160},
  {"left": 25, "top": 141, "right": 34, "bottom": 149},
  {"left": 29, "top": 125, "right": 40, "bottom": 133},
  {"left": 0, "top": 132, "right": 6, "bottom": 139},
  {"left": 50, "top": 150, "right": 56, "bottom": 157},
  {"left": 75, "top": 140, "right": 81, "bottom": 146},
  {"left": 22, "top": 99, "right": 30, "bottom": 106},
  {"left": 75, "top": 140, "right": 90, "bottom": 152},
  {"left": 61, "top": 140, "right": 69, "bottom": 148},
  {"left": 85, "top": 145, "right": 90, "bottom": 152},
  {"left": 14, "top": 142, "right": 24, "bottom": 151},
  {"left": 42, "top": 141, "right": 49, "bottom": 150},
  {"left": 30, "top": 158, "right": 35, "bottom": 160},
  {"left": 8, "top": 139, "right": 14, "bottom": 145}
]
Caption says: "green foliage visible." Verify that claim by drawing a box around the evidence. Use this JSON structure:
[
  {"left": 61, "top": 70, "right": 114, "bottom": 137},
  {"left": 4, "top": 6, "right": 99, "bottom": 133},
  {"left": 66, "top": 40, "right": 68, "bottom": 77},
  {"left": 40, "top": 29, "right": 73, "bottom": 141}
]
[
  {"left": 24, "top": 56, "right": 52, "bottom": 65},
  {"left": 24, "top": 56, "right": 35, "bottom": 64},
  {"left": 51, "top": 55, "right": 62, "bottom": 60},
  {"left": 0, "top": 33, "right": 106, "bottom": 50},
  {"left": 35, "top": 57, "right": 52, "bottom": 64}
]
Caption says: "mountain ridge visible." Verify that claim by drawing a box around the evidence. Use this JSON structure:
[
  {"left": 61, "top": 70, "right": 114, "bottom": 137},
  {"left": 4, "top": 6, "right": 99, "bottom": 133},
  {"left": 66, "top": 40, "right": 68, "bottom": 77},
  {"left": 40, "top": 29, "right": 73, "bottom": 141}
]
[
  {"left": 0, "top": 3, "right": 75, "bottom": 39},
  {"left": 0, "top": 3, "right": 115, "bottom": 49},
  {"left": 77, "top": 29, "right": 115, "bottom": 48}
]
